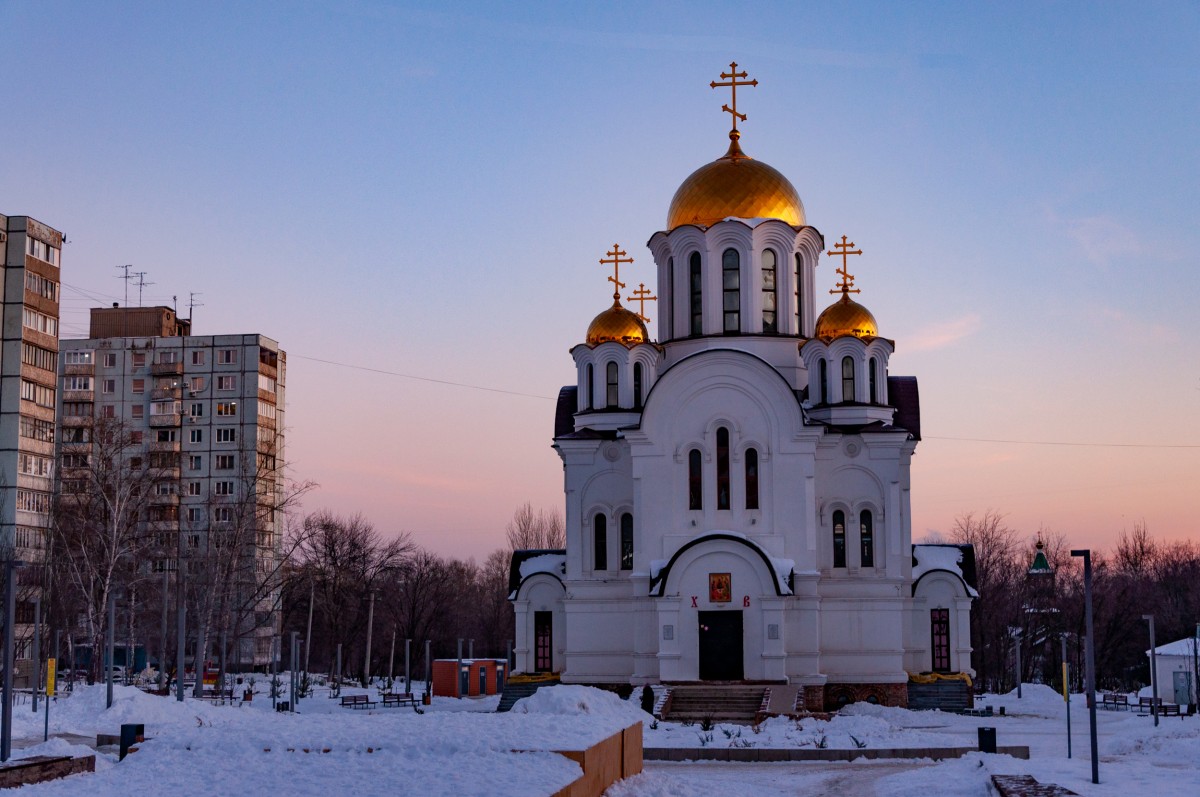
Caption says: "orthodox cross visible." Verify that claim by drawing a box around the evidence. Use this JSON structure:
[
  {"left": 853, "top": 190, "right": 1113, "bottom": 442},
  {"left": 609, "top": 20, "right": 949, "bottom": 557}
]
[
  {"left": 627, "top": 283, "right": 658, "bottom": 323},
  {"left": 827, "top": 235, "right": 863, "bottom": 296},
  {"left": 600, "top": 243, "right": 633, "bottom": 302},
  {"left": 710, "top": 62, "right": 758, "bottom": 133}
]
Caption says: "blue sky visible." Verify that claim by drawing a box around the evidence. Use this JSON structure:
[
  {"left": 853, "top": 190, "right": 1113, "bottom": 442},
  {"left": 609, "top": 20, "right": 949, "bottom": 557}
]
[{"left": 3, "top": 1, "right": 1198, "bottom": 557}]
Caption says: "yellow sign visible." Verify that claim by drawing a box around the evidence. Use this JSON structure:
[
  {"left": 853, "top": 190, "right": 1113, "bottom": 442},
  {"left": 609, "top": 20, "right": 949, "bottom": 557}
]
[{"left": 46, "top": 658, "right": 56, "bottom": 697}]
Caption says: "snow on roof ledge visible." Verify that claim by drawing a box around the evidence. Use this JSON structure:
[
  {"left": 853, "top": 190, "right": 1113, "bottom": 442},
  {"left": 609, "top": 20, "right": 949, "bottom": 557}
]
[
  {"left": 1147, "top": 637, "right": 1200, "bottom": 657},
  {"left": 519, "top": 553, "right": 566, "bottom": 581},
  {"left": 913, "top": 544, "right": 979, "bottom": 597}
]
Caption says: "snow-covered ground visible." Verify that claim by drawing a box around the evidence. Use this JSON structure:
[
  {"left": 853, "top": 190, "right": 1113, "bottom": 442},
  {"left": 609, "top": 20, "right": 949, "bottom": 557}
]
[{"left": 5, "top": 681, "right": 1198, "bottom": 796}]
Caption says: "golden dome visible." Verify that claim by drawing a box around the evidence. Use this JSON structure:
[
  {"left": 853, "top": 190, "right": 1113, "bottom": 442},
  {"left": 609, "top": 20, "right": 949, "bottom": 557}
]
[
  {"left": 586, "top": 301, "right": 649, "bottom": 347},
  {"left": 814, "top": 294, "right": 878, "bottom": 341},
  {"left": 667, "top": 133, "right": 805, "bottom": 230}
]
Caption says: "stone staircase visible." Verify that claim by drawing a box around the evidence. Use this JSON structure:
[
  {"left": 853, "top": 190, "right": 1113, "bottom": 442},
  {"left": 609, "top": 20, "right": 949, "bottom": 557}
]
[
  {"left": 906, "top": 678, "right": 973, "bottom": 712},
  {"left": 662, "top": 685, "right": 767, "bottom": 724},
  {"left": 495, "top": 675, "right": 559, "bottom": 713}
]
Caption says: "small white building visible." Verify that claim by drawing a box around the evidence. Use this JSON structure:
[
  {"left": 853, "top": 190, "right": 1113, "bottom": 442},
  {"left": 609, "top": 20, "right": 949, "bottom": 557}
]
[
  {"left": 510, "top": 76, "right": 977, "bottom": 710},
  {"left": 1147, "top": 637, "right": 1199, "bottom": 706}
]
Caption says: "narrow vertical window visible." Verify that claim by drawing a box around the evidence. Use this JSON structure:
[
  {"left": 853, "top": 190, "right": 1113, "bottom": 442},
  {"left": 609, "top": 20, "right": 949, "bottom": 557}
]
[
  {"left": 593, "top": 514, "right": 608, "bottom": 571},
  {"left": 761, "top": 250, "right": 777, "bottom": 333},
  {"left": 795, "top": 253, "right": 804, "bottom": 335},
  {"left": 869, "top": 357, "right": 879, "bottom": 404},
  {"left": 688, "top": 449, "right": 702, "bottom": 510},
  {"left": 860, "top": 510, "right": 874, "bottom": 567},
  {"left": 931, "top": 608, "right": 951, "bottom": 672},
  {"left": 841, "top": 356, "right": 855, "bottom": 402},
  {"left": 745, "top": 447, "right": 759, "bottom": 510},
  {"left": 606, "top": 361, "right": 619, "bottom": 408},
  {"left": 585, "top": 365, "right": 594, "bottom": 410},
  {"left": 722, "top": 249, "right": 740, "bottom": 333},
  {"left": 689, "top": 253, "right": 703, "bottom": 335},
  {"left": 666, "top": 257, "right": 674, "bottom": 339},
  {"left": 716, "top": 427, "right": 730, "bottom": 510},
  {"left": 633, "top": 363, "right": 644, "bottom": 409},
  {"left": 620, "top": 513, "right": 633, "bottom": 570},
  {"left": 819, "top": 359, "right": 829, "bottom": 404},
  {"left": 832, "top": 510, "right": 846, "bottom": 568}
]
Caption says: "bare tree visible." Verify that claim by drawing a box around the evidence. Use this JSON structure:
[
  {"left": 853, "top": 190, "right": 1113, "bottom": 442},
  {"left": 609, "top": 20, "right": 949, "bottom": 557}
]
[{"left": 504, "top": 502, "right": 565, "bottom": 551}]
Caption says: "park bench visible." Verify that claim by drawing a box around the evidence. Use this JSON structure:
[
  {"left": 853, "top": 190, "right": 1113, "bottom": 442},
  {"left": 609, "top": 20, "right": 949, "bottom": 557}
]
[
  {"left": 204, "top": 688, "right": 237, "bottom": 704},
  {"left": 339, "top": 694, "right": 377, "bottom": 710},
  {"left": 381, "top": 693, "right": 423, "bottom": 712},
  {"left": 1101, "top": 693, "right": 1129, "bottom": 710}
]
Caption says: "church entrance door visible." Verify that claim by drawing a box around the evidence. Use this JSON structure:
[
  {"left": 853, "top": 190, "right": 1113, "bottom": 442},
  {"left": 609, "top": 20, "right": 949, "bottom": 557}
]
[
  {"left": 534, "top": 611, "right": 553, "bottom": 673},
  {"left": 698, "top": 611, "right": 743, "bottom": 680}
]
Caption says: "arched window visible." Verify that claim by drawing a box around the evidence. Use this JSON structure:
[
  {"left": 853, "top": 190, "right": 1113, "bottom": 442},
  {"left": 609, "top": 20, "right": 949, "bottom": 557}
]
[
  {"left": 593, "top": 514, "right": 608, "bottom": 571},
  {"left": 689, "top": 252, "right": 703, "bottom": 335},
  {"left": 761, "top": 250, "right": 777, "bottom": 333},
  {"left": 722, "top": 249, "right": 740, "bottom": 333},
  {"left": 606, "top": 361, "right": 619, "bottom": 408},
  {"left": 585, "top": 364, "right": 594, "bottom": 410},
  {"left": 633, "top": 362, "right": 644, "bottom": 409},
  {"left": 795, "top": 253, "right": 804, "bottom": 335},
  {"left": 688, "top": 449, "right": 702, "bottom": 510},
  {"left": 745, "top": 447, "right": 759, "bottom": 510},
  {"left": 841, "top": 356, "right": 855, "bottom": 403},
  {"left": 716, "top": 426, "right": 731, "bottom": 510},
  {"left": 869, "top": 357, "right": 879, "bottom": 404},
  {"left": 818, "top": 359, "right": 829, "bottom": 404},
  {"left": 832, "top": 510, "right": 846, "bottom": 568},
  {"left": 860, "top": 510, "right": 874, "bottom": 568},
  {"left": 666, "top": 257, "right": 674, "bottom": 339},
  {"left": 620, "top": 513, "right": 633, "bottom": 570}
]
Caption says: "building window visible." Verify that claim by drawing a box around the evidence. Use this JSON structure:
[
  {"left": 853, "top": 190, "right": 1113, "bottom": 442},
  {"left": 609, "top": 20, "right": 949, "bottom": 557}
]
[
  {"left": 860, "top": 510, "right": 875, "bottom": 568},
  {"left": 21, "top": 308, "right": 57, "bottom": 336},
  {"left": 216, "top": 427, "right": 236, "bottom": 443},
  {"left": 761, "top": 249, "right": 777, "bottom": 333},
  {"left": 130, "top": 431, "right": 143, "bottom": 444},
  {"left": 819, "top": 360, "right": 828, "bottom": 404},
  {"left": 25, "top": 237, "right": 60, "bottom": 265},
  {"left": 188, "top": 482, "right": 202, "bottom": 496},
  {"left": 869, "top": 357, "right": 879, "bottom": 404},
  {"left": 103, "top": 353, "right": 117, "bottom": 368},
  {"left": 833, "top": 510, "right": 846, "bottom": 568},
  {"left": 585, "top": 365, "right": 593, "bottom": 410},
  {"left": 188, "top": 455, "right": 202, "bottom": 471},
  {"left": 131, "top": 405, "right": 144, "bottom": 419},
  {"left": 215, "top": 454, "right": 235, "bottom": 470},
  {"left": 931, "top": 608, "right": 951, "bottom": 672},
  {"left": 593, "top": 514, "right": 608, "bottom": 571},
  {"left": 101, "top": 404, "right": 115, "bottom": 418},
  {"left": 214, "top": 481, "right": 235, "bottom": 496},
  {"left": 151, "top": 400, "right": 180, "bottom": 416},
  {"left": 24, "top": 271, "right": 59, "bottom": 300},
  {"left": 157, "top": 429, "right": 177, "bottom": 442},
  {"left": 689, "top": 252, "right": 703, "bottom": 335},
  {"left": 217, "top": 375, "right": 236, "bottom": 391},
  {"left": 745, "top": 447, "right": 759, "bottom": 510},
  {"left": 216, "top": 402, "right": 237, "bottom": 417},
  {"left": 63, "top": 376, "right": 92, "bottom": 391},
  {"left": 189, "top": 377, "right": 205, "bottom": 392},
  {"left": 258, "top": 402, "right": 276, "bottom": 420},
  {"left": 132, "top": 352, "right": 146, "bottom": 367},
  {"left": 665, "top": 256, "right": 674, "bottom": 339},
  {"left": 191, "top": 350, "right": 205, "bottom": 365},
  {"left": 132, "top": 378, "right": 145, "bottom": 394},
  {"left": 605, "top": 362, "right": 618, "bottom": 408},
  {"left": 716, "top": 426, "right": 730, "bottom": 510},
  {"left": 633, "top": 363, "right": 644, "bottom": 410},
  {"left": 688, "top": 449, "right": 702, "bottom": 510},
  {"left": 217, "top": 349, "right": 237, "bottom": 364},
  {"left": 841, "top": 357, "right": 855, "bottom": 402},
  {"left": 213, "top": 507, "right": 233, "bottom": 523},
  {"left": 19, "top": 417, "right": 55, "bottom": 443},
  {"left": 188, "top": 507, "right": 204, "bottom": 523},
  {"left": 258, "top": 374, "right": 276, "bottom": 393},
  {"left": 20, "top": 380, "right": 56, "bottom": 408},
  {"left": 155, "top": 481, "right": 178, "bottom": 496},
  {"left": 190, "top": 429, "right": 203, "bottom": 443},
  {"left": 191, "top": 403, "right": 204, "bottom": 417},
  {"left": 22, "top": 343, "right": 58, "bottom": 371},
  {"left": 620, "top": 513, "right": 633, "bottom": 570},
  {"left": 64, "top": 350, "right": 93, "bottom": 366},
  {"left": 102, "top": 378, "right": 116, "bottom": 394},
  {"left": 795, "top": 254, "right": 805, "bottom": 337},
  {"left": 722, "top": 249, "right": 740, "bottom": 333}
]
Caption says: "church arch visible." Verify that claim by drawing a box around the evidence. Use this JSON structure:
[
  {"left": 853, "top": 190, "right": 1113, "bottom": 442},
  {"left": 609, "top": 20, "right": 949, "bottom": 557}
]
[{"left": 650, "top": 532, "right": 790, "bottom": 597}]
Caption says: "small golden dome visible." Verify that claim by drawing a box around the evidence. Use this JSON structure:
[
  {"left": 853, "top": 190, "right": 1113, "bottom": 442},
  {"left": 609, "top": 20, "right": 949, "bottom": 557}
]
[
  {"left": 586, "top": 301, "right": 650, "bottom": 347},
  {"left": 667, "top": 133, "right": 805, "bottom": 230},
  {"left": 814, "top": 294, "right": 878, "bottom": 341}
]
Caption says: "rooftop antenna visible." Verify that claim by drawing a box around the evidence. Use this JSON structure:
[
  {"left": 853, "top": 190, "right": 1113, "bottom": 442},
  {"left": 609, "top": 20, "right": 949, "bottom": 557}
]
[
  {"left": 116, "top": 264, "right": 133, "bottom": 307},
  {"left": 172, "top": 295, "right": 178, "bottom": 315},
  {"left": 132, "top": 271, "right": 154, "bottom": 306},
  {"left": 188, "top": 292, "right": 204, "bottom": 327}
]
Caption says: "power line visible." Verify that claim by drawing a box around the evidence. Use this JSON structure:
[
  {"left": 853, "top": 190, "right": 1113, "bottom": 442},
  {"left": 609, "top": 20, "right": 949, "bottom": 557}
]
[
  {"left": 292, "top": 354, "right": 556, "bottom": 401},
  {"left": 924, "top": 435, "right": 1200, "bottom": 450}
]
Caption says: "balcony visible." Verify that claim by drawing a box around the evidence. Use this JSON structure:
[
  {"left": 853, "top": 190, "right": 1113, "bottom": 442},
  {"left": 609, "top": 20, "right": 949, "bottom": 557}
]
[
  {"left": 61, "top": 415, "right": 92, "bottom": 427},
  {"left": 62, "top": 389, "right": 94, "bottom": 403},
  {"left": 152, "top": 386, "right": 182, "bottom": 400},
  {"left": 149, "top": 413, "right": 182, "bottom": 427},
  {"left": 150, "top": 492, "right": 181, "bottom": 506},
  {"left": 63, "top": 363, "right": 94, "bottom": 376},
  {"left": 150, "top": 441, "right": 181, "bottom": 453},
  {"left": 151, "top": 361, "right": 184, "bottom": 376}
]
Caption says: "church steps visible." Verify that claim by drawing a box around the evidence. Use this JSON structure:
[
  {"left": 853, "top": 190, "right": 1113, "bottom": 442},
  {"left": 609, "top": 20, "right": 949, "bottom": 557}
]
[{"left": 662, "top": 685, "right": 767, "bottom": 724}]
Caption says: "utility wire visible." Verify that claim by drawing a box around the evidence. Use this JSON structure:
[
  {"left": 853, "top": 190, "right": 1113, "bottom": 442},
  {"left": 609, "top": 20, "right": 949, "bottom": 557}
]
[
  {"left": 292, "top": 354, "right": 556, "bottom": 401},
  {"left": 924, "top": 436, "right": 1200, "bottom": 450}
]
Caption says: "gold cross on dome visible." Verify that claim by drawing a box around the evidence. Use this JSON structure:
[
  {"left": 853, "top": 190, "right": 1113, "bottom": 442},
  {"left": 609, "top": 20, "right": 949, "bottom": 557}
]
[
  {"left": 627, "top": 283, "right": 658, "bottom": 323},
  {"left": 600, "top": 243, "right": 633, "bottom": 302},
  {"left": 710, "top": 62, "right": 758, "bottom": 133},
  {"left": 827, "top": 235, "right": 863, "bottom": 296}
]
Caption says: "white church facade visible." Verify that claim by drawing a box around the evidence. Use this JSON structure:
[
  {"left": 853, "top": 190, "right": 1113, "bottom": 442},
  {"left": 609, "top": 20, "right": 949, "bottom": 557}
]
[{"left": 510, "top": 67, "right": 976, "bottom": 710}]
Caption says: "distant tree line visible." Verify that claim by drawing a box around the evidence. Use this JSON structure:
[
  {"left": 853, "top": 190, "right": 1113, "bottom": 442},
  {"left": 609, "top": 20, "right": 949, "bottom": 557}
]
[{"left": 947, "top": 510, "right": 1200, "bottom": 694}]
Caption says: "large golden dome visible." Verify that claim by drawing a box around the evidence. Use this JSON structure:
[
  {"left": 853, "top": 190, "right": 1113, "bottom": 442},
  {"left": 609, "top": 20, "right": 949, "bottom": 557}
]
[
  {"left": 814, "top": 294, "right": 878, "bottom": 341},
  {"left": 586, "top": 301, "right": 649, "bottom": 347},
  {"left": 667, "top": 133, "right": 805, "bottom": 230}
]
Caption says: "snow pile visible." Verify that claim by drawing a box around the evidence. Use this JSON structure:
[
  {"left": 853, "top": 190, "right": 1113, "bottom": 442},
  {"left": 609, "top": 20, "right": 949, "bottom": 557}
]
[
  {"left": 513, "top": 684, "right": 653, "bottom": 725},
  {"left": 517, "top": 553, "right": 565, "bottom": 581}
]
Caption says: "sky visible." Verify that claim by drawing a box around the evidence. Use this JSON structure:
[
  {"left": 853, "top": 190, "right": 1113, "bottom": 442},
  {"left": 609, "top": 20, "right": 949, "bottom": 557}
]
[{"left": 2, "top": 1, "right": 1197, "bottom": 560}]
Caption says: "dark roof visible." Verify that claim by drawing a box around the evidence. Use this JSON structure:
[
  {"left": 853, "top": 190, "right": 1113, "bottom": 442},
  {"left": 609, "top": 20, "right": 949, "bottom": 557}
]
[
  {"left": 554, "top": 386, "right": 577, "bottom": 438},
  {"left": 888, "top": 376, "right": 921, "bottom": 440},
  {"left": 508, "top": 548, "right": 567, "bottom": 595}
]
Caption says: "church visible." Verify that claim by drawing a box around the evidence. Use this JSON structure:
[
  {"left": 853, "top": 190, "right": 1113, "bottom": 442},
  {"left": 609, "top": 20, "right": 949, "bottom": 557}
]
[{"left": 510, "top": 65, "right": 976, "bottom": 710}]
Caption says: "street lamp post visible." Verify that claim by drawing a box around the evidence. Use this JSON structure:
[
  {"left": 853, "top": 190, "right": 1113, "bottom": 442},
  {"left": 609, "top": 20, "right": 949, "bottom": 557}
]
[
  {"left": 1061, "top": 633, "right": 1072, "bottom": 759},
  {"left": 1009, "top": 627, "right": 1023, "bottom": 698},
  {"left": 1143, "top": 615, "right": 1158, "bottom": 727},
  {"left": 2, "top": 558, "right": 26, "bottom": 762},
  {"left": 1071, "top": 549, "right": 1099, "bottom": 785}
]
